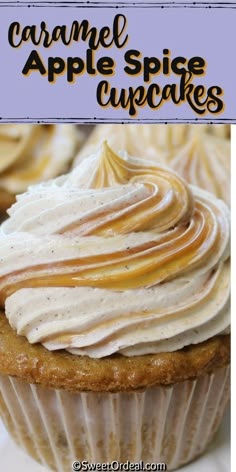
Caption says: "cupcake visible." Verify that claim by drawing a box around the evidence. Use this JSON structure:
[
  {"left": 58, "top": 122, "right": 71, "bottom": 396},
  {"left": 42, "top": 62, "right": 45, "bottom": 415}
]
[
  {"left": 0, "top": 143, "right": 230, "bottom": 471},
  {"left": 76, "top": 124, "right": 230, "bottom": 205},
  {"left": 0, "top": 124, "right": 83, "bottom": 218}
]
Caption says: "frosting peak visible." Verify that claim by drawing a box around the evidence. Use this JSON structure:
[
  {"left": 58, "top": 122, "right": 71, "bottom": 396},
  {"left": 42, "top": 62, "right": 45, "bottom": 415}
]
[
  {"left": 76, "top": 124, "right": 230, "bottom": 206},
  {"left": 0, "top": 144, "right": 230, "bottom": 358}
]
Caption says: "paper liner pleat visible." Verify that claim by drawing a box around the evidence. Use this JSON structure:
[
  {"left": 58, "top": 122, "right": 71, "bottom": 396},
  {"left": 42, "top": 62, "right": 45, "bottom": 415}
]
[{"left": 0, "top": 366, "right": 230, "bottom": 471}]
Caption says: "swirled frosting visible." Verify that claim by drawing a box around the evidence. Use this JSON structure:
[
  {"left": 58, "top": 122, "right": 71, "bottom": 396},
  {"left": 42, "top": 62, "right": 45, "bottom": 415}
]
[
  {"left": 76, "top": 124, "right": 230, "bottom": 205},
  {"left": 0, "top": 143, "right": 230, "bottom": 358},
  {"left": 0, "top": 124, "right": 82, "bottom": 197}
]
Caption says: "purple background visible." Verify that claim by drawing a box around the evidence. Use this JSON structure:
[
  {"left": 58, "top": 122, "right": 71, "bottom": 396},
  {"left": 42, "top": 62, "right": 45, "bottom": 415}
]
[
  {"left": 2, "top": 1, "right": 236, "bottom": 4},
  {"left": 0, "top": 3, "right": 235, "bottom": 122}
]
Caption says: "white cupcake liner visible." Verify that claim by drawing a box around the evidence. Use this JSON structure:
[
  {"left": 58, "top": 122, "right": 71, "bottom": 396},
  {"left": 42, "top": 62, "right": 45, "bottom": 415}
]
[{"left": 0, "top": 366, "right": 230, "bottom": 471}]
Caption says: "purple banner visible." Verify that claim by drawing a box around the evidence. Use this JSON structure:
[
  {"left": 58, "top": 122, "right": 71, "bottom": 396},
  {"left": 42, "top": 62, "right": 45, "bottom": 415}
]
[{"left": 0, "top": 2, "right": 235, "bottom": 123}]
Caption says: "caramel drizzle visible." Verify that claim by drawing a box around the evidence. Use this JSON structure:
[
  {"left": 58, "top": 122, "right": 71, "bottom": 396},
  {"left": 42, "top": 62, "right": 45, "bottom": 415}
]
[
  {"left": 0, "top": 202, "right": 223, "bottom": 305},
  {"left": 17, "top": 264, "right": 228, "bottom": 346}
]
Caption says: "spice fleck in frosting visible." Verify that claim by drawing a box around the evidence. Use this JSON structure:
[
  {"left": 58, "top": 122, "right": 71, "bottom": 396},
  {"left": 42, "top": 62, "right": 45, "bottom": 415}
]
[{"left": 0, "top": 143, "right": 230, "bottom": 358}]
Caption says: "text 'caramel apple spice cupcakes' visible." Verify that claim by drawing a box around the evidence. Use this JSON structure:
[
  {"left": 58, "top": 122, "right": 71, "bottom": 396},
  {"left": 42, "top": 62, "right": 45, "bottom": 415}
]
[
  {"left": 76, "top": 124, "right": 230, "bottom": 206},
  {"left": 0, "top": 143, "right": 230, "bottom": 471},
  {"left": 0, "top": 124, "right": 83, "bottom": 217}
]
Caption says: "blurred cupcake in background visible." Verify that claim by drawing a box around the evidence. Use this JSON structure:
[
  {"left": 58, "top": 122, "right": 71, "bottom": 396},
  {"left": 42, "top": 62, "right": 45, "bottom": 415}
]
[
  {"left": 76, "top": 123, "right": 230, "bottom": 205},
  {"left": 0, "top": 124, "right": 84, "bottom": 218},
  {"left": 203, "top": 124, "right": 230, "bottom": 139}
]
